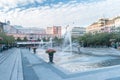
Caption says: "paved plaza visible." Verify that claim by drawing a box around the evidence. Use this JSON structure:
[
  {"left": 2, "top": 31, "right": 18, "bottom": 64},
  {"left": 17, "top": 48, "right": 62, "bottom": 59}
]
[{"left": 0, "top": 48, "right": 120, "bottom": 80}]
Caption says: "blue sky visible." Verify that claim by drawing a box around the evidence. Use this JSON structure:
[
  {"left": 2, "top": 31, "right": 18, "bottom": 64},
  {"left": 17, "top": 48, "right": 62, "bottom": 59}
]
[
  {"left": 0, "top": 0, "right": 99, "bottom": 12},
  {"left": 0, "top": 0, "right": 120, "bottom": 28}
]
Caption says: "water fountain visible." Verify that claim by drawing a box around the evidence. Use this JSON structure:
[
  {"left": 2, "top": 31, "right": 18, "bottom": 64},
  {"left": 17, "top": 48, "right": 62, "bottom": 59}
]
[
  {"left": 62, "top": 25, "right": 81, "bottom": 54},
  {"left": 49, "top": 37, "right": 53, "bottom": 48},
  {"left": 62, "top": 25, "right": 73, "bottom": 53},
  {"left": 36, "top": 26, "right": 120, "bottom": 73}
]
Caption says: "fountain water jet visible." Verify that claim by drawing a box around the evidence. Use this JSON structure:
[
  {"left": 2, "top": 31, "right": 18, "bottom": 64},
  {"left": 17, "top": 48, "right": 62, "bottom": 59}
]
[{"left": 62, "top": 25, "right": 73, "bottom": 53}]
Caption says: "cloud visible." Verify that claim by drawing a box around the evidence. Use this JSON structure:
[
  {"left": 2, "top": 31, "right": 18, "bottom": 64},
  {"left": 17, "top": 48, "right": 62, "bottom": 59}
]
[
  {"left": 0, "top": 0, "right": 120, "bottom": 28},
  {"left": 0, "top": 0, "right": 45, "bottom": 11}
]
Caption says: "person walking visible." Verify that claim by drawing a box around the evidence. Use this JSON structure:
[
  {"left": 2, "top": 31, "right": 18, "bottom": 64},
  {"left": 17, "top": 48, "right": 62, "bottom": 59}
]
[{"left": 33, "top": 47, "right": 37, "bottom": 54}]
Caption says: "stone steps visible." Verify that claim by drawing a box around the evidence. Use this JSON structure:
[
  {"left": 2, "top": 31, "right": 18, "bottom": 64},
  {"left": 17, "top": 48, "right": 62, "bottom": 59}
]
[
  {"left": 10, "top": 49, "right": 24, "bottom": 80},
  {"left": 0, "top": 48, "right": 24, "bottom": 80},
  {"left": 0, "top": 52, "right": 11, "bottom": 64},
  {"left": 18, "top": 49, "right": 24, "bottom": 80}
]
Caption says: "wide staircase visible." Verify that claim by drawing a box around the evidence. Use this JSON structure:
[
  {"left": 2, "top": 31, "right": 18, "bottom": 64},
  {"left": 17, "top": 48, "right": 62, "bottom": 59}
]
[{"left": 0, "top": 48, "right": 23, "bottom": 80}]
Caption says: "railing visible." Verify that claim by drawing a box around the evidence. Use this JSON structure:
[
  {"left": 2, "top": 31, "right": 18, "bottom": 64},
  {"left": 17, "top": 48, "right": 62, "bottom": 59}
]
[{"left": 16, "top": 41, "right": 51, "bottom": 45}]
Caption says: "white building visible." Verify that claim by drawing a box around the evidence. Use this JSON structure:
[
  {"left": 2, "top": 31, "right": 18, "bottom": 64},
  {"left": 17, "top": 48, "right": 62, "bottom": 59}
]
[
  {"left": 114, "top": 16, "right": 120, "bottom": 32},
  {"left": 71, "top": 27, "right": 86, "bottom": 38},
  {"left": 6, "top": 25, "right": 46, "bottom": 40},
  {"left": 86, "top": 16, "right": 120, "bottom": 34}
]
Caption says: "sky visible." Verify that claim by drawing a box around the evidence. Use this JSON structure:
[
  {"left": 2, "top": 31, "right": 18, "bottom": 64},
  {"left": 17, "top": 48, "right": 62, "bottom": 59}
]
[{"left": 0, "top": 0, "right": 120, "bottom": 28}]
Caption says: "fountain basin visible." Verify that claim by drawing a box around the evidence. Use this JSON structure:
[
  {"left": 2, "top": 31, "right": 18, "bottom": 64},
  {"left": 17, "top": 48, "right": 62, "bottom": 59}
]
[{"left": 36, "top": 48, "right": 120, "bottom": 73}]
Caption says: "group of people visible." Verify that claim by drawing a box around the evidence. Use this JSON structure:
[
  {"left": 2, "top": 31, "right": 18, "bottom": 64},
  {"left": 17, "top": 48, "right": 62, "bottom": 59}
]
[{"left": 28, "top": 46, "right": 37, "bottom": 54}]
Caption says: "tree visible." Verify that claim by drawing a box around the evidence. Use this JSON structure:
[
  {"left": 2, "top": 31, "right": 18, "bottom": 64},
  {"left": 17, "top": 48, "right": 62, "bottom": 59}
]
[
  {"left": 23, "top": 37, "right": 28, "bottom": 41},
  {"left": 0, "top": 32, "right": 15, "bottom": 45},
  {"left": 0, "top": 32, "right": 6, "bottom": 44},
  {"left": 53, "top": 37, "right": 63, "bottom": 46},
  {"left": 37, "top": 38, "right": 41, "bottom": 41},
  {"left": 16, "top": 37, "right": 22, "bottom": 42},
  {"left": 77, "top": 32, "right": 113, "bottom": 47},
  {"left": 42, "top": 37, "right": 47, "bottom": 42}
]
